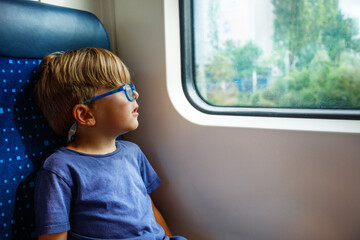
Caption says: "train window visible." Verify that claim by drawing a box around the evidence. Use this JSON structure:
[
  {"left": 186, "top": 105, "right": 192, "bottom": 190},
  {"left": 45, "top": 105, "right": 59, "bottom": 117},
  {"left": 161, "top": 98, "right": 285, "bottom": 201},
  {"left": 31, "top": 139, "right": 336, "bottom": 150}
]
[{"left": 180, "top": 0, "right": 360, "bottom": 119}]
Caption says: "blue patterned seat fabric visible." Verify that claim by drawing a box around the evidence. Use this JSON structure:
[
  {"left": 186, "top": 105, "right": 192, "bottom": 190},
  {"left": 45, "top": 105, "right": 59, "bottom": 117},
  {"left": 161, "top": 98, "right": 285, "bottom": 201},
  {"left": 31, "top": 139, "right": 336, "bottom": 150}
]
[
  {"left": 0, "top": 0, "right": 110, "bottom": 239},
  {"left": 0, "top": 56, "right": 66, "bottom": 239}
]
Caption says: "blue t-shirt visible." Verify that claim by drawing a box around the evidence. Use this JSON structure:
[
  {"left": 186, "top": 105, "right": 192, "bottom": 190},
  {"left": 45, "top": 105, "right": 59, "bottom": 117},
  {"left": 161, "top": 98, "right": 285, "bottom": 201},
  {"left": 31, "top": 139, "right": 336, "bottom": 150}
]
[{"left": 35, "top": 140, "right": 169, "bottom": 240}]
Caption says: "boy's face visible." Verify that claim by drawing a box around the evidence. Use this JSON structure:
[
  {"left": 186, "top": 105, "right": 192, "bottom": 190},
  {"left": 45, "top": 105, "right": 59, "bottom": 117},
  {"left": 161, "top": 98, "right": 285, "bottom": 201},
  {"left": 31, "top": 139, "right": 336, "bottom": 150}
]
[{"left": 91, "top": 86, "right": 139, "bottom": 137}]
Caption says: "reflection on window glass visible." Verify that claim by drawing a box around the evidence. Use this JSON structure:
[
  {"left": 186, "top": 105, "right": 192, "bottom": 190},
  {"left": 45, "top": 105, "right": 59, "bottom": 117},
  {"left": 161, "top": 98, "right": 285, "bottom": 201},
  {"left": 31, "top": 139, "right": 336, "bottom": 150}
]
[{"left": 193, "top": 0, "right": 360, "bottom": 109}]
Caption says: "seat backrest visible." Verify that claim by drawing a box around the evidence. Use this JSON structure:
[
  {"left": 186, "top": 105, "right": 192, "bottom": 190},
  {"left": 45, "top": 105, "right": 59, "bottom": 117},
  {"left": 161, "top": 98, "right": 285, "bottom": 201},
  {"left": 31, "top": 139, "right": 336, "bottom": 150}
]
[{"left": 0, "top": 1, "right": 109, "bottom": 239}]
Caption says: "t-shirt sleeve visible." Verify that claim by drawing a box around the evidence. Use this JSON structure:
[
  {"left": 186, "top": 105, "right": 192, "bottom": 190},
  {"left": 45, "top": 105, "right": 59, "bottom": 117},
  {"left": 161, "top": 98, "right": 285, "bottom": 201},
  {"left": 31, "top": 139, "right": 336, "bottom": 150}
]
[
  {"left": 34, "top": 168, "right": 72, "bottom": 236},
  {"left": 138, "top": 150, "right": 162, "bottom": 194}
]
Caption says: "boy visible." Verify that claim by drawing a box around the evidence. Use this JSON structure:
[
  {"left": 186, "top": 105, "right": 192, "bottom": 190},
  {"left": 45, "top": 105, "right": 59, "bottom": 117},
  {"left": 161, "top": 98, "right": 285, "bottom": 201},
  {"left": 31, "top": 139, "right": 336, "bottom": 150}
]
[{"left": 34, "top": 47, "right": 186, "bottom": 240}]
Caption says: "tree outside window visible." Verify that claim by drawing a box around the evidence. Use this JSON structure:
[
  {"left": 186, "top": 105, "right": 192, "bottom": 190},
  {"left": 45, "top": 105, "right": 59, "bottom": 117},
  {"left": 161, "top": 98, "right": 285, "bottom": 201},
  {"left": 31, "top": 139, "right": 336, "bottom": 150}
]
[{"left": 194, "top": 0, "right": 360, "bottom": 109}]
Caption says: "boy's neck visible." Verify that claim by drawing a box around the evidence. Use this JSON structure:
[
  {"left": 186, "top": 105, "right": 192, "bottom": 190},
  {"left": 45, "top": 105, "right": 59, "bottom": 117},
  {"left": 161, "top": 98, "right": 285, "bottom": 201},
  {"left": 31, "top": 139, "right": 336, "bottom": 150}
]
[{"left": 66, "top": 135, "right": 117, "bottom": 155}]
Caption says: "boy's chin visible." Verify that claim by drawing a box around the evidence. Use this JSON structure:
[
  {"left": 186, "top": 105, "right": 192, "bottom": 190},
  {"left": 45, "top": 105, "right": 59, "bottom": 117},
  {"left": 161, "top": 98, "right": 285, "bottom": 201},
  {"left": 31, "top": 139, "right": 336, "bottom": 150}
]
[
  {"left": 119, "top": 123, "right": 139, "bottom": 136},
  {"left": 131, "top": 121, "right": 139, "bottom": 130}
]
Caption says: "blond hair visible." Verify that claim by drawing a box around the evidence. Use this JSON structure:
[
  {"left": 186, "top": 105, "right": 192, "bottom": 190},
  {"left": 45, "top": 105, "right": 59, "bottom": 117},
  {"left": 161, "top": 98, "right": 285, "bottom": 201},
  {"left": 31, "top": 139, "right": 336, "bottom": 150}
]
[{"left": 35, "top": 47, "right": 131, "bottom": 135}]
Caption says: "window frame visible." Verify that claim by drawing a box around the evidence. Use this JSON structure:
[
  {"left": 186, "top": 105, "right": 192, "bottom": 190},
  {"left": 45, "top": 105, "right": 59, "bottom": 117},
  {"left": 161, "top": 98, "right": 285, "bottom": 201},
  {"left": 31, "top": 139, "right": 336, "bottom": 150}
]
[{"left": 179, "top": 0, "right": 360, "bottom": 120}]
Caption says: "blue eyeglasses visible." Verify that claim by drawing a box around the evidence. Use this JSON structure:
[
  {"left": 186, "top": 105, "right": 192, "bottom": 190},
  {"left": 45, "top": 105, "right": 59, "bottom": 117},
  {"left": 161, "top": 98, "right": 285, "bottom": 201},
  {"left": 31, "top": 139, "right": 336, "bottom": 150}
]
[{"left": 82, "top": 84, "right": 138, "bottom": 104}]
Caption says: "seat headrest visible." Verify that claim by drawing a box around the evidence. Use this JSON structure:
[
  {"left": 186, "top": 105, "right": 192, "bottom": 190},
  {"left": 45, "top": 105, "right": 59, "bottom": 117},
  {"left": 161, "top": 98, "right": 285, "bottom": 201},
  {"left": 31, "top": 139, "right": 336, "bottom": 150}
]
[{"left": 0, "top": 0, "right": 110, "bottom": 58}]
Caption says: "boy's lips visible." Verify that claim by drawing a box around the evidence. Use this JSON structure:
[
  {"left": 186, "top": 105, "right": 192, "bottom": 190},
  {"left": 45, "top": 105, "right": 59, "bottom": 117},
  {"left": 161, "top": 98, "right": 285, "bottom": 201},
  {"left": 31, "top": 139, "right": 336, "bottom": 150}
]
[{"left": 132, "top": 107, "right": 139, "bottom": 115}]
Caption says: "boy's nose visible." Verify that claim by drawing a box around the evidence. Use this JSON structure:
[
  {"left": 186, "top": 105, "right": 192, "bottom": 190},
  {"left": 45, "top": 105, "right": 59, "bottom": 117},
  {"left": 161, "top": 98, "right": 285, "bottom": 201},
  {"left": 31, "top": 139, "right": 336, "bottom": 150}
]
[{"left": 134, "top": 90, "right": 139, "bottom": 101}]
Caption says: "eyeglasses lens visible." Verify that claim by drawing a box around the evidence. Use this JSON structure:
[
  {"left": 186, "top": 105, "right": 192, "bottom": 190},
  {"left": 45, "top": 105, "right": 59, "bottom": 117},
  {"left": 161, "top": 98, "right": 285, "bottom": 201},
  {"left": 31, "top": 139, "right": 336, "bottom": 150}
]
[{"left": 125, "top": 84, "right": 134, "bottom": 101}]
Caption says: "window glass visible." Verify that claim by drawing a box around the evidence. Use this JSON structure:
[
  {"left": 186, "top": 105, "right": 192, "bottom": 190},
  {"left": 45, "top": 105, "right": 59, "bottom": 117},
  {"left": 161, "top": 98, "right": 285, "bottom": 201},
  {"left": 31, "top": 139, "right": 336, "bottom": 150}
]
[{"left": 193, "top": 0, "right": 360, "bottom": 111}]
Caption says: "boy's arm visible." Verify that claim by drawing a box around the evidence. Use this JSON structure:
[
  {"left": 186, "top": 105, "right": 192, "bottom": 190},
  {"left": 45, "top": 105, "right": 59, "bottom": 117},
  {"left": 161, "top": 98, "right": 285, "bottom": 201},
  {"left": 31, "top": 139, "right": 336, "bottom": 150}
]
[
  {"left": 150, "top": 196, "right": 173, "bottom": 237},
  {"left": 38, "top": 231, "right": 68, "bottom": 240}
]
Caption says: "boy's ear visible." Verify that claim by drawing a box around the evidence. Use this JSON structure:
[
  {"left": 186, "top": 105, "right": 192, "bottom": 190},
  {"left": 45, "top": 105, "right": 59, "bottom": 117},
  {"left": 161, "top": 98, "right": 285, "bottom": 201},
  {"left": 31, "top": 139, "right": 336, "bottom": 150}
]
[{"left": 72, "top": 104, "right": 96, "bottom": 126}]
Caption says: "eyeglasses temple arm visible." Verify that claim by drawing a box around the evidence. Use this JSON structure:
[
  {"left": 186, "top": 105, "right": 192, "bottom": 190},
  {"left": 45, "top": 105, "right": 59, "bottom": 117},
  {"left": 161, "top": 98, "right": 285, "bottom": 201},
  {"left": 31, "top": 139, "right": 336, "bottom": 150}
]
[{"left": 82, "top": 88, "right": 122, "bottom": 104}]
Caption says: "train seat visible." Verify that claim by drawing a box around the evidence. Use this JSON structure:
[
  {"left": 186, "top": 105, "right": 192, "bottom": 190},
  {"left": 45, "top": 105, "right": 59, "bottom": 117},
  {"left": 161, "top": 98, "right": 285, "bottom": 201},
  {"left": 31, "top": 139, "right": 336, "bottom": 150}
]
[{"left": 0, "top": 1, "right": 109, "bottom": 239}]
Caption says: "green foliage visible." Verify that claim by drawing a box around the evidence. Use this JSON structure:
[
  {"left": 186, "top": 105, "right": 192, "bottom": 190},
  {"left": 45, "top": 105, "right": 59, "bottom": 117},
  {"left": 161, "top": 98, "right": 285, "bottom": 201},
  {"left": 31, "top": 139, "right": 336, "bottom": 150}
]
[
  {"left": 204, "top": 41, "right": 263, "bottom": 84},
  {"left": 261, "top": 50, "right": 360, "bottom": 108},
  {"left": 223, "top": 41, "right": 263, "bottom": 77},
  {"left": 272, "top": 0, "right": 357, "bottom": 68},
  {"left": 204, "top": 54, "right": 237, "bottom": 82},
  {"left": 198, "top": 0, "right": 360, "bottom": 109}
]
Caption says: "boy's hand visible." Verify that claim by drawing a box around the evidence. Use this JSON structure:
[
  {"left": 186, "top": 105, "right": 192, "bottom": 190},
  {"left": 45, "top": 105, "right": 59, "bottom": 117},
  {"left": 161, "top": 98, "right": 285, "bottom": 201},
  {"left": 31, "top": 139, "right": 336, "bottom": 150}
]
[
  {"left": 38, "top": 231, "right": 68, "bottom": 240},
  {"left": 150, "top": 195, "right": 173, "bottom": 237}
]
